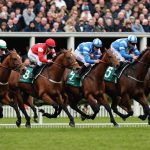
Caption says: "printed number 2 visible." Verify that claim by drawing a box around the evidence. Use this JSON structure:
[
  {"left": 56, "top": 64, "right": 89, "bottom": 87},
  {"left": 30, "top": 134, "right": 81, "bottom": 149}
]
[
  {"left": 69, "top": 71, "right": 75, "bottom": 81},
  {"left": 105, "top": 67, "right": 113, "bottom": 78},
  {"left": 23, "top": 70, "right": 31, "bottom": 79}
]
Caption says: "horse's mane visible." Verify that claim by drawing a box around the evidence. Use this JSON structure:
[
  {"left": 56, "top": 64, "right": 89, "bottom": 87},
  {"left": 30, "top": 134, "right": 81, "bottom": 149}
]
[{"left": 131, "top": 47, "right": 150, "bottom": 65}]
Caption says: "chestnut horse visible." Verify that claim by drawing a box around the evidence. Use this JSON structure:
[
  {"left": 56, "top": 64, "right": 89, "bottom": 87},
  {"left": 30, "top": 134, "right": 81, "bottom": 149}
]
[
  {"left": 105, "top": 47, "right": 150, "bottom": 125},
  {"left": 40, "top": 48, "right": 120, "bottom": 127},
  {"left": 8, "top": 49, "right": 80, "bottom": 127},
  {"left": 0, "top": 50, "right": 25, "bottom": 127}
]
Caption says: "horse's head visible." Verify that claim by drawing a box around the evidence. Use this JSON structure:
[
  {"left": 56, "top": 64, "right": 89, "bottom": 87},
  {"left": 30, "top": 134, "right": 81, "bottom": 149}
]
[
  {"left": 137, "top": 47, "right": 150, "bottom": 67},
  {"left": 102, "top": 48, "right": 120, "bottom": 67},
  {"left": 55, "top": 49, "right": 80, "bottom": 71},
  {"left": 4, "top": 50, "right": 26, "bottom": 74}
]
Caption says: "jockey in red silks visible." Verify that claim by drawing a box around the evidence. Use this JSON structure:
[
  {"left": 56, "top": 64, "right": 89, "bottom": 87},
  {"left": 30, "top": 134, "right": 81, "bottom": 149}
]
[{"left": 27, "top": 38, "right": 56, "bottom": 77}]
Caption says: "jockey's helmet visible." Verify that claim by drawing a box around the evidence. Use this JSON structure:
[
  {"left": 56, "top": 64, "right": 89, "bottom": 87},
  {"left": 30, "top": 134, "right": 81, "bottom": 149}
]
[
  {"left": 0, "top": 39, "right": 7, "bottom": 49},
  {"left": 128, "top": 35, "right": 137, "bottom": 44},
  {"left": 92, "top": 38, "right": 102, "bottom": 48},
  {"left": 45, "top": 38, "right": 56, "bottom": 48}
]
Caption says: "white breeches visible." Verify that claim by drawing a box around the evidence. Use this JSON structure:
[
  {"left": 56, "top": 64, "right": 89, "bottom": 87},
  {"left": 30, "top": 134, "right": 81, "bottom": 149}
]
[
  {"left": 27, "top": 49, "right": 47, "bottom": 66},
  {"left": 110, "top": 46, "right": 125, "bottom": 62},
  {"left": 73, "top": 50, "right": 90, "bottom": 67}
]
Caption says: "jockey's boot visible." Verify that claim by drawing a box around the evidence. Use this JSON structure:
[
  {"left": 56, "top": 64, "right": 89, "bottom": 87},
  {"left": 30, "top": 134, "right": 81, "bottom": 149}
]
[
  {"left": 30, "top": 65, "right": 40, "bottom": 78},
  {"left": 113, "top": 61, "right": 125, "bottom": 77},
  {"left": 76, "top": 65, "right": 88, "bottom": 79}
]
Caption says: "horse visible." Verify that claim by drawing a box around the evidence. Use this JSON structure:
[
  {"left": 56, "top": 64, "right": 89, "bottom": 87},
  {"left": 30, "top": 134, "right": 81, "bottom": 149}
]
[
  {"left": 8, "top": 49, "right": 80, "bottom": 127},
  {"left": 0, "top": 50, "right": 26, "bottom": 127},
  {"left": 40, "top": 48, "right": 120, "bottom": 127},
  {"left": 105, "top": 47, "right": 150, "bottom": 125}
]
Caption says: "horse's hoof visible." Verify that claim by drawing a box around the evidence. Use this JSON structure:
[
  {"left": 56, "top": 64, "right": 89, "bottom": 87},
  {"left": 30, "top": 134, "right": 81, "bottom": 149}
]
[
  {"left": 138, "top": 115, "right": 147, "bottom": 120},
  {"left": 69, "top": 121, "right": 75, "bottom": 127},
  {"left": 81, "top": 115, "right": 86, "bottom": 121},
  {"left": 39, "top": 109, "right": 45, "bottom": 113},
  {"left": 34, "top": 119, "right": 38, "bottom": 123},
  {"left": 25, "top": 122, "right": 31, "bottom": 128},
  {"left": 0, "top": 114, "right": 3, "bottom": 118},
  {"left": 16, "top": 120, "right": 21, "bottom": 127},
  {"left": 122, "top": 117, "right": 126, "bottom": 121},
  {"left": 114, "top": 123, "right": 119, "bottom": 128}
]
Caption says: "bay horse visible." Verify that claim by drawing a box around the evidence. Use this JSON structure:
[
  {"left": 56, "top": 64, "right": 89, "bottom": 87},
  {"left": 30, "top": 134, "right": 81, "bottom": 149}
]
[
  {"left": 40, "top": 48, "right": 120, "bottom": 127},
  {"left": 8, "top": 49, "right": 80, "bottom": 127},
  {"left": 0, "top": 50, "right": 26, "bottom": 127},
  {"left": 105, "top": 47, "right": 150, "bottom": 124}
]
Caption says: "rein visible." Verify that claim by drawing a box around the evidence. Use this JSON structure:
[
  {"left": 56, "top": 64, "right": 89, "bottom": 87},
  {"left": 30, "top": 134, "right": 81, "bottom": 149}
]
[{"left": 126, "top": 60, "right": 149, "bottom": 83}]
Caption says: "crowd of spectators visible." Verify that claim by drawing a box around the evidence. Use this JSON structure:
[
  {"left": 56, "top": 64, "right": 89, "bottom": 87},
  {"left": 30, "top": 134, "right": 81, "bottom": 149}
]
[{"left": 0, "top": 0, "right": 150, "bottom": 33}]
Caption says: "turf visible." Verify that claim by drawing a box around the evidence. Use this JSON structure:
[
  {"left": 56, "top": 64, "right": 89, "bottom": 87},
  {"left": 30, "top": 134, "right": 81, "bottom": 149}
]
[
  {"left": 0, "top": 117, "right": 150, "bottom": 150},
  {"left": 0, "top": 127, "right": 150, "bottom": 150}
]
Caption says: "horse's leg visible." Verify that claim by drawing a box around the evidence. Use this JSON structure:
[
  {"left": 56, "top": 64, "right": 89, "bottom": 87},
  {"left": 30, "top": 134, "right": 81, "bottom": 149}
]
[
  {"left": 86, "top": 94, "right": 100, "bottom": 120},
  {"left": 100, "top": 94, "right": 119, "bottom": 127},
  {"left": 14, "top": 91, "right": 31, "bottom": 128},
  {"left": 41, "top": 93, "right": 75, "bottom": 127},
  {"left": 39, "top": 105, "right": 61, "bottom": 118},
  {"left": 136, "top": 93, "right": 150, "bottom": 124},
  {"left": 2, "top": 95, "right": 21, "bottom": 127},
  {"left": 111, "top": 96, "right": 133, "bottom": 120},
  {"left": 25, "top": 97, "right": 38, "bottom": 123},
  {"left": 0, "top": 103, "right": 3, "bottom": 118},
  {"left": 22, "top": 93, "right": 38, "bottom": 123}
]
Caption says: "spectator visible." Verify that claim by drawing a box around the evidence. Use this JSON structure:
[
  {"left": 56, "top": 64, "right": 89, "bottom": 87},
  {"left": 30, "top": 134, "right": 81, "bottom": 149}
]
[
  {"left": 75, "top": 18, "right": 85, "bottom": 32},
  {"left": 6, "top": 19, "right": 16, "bottom": 32},
  {"left": 113, "top": 18, "right": 122, "bottom": 32},
  {"left": 142, "top": 19, "right": 150, "bottom": 32},
  {"left": 54, "top": 0, "right": 67, "bottom": 11},
  {"left": 95, "top": 17, "right": 106, "bottom": 32},
  {"left": 23, "top": 21, "right": 39, "bottom": 32},
  {"left": 64, "top": 18, "right": 76, "bottom": 32},
  {"left": 85, "top": 18, "right": 96, "bottom": 32},
  {"left": 38, "top": 17, "right": 47, "bottom": 31},
  {"left": 122, "top": 19, "right": 132, "bottom": 32},
  {"left": 0, "top": 22, "right": 7, "bottom": 32},
  {"left": 105, "top": 19, "right": 114, "bottom": 32},
  {"left": 23, "top": 5, "right": 35, "bottom": 26},
  {"left": 80, "top": 6, "right": 92, "bottom": 21},
  {"left": 124, "top": 3, "right": 132, "bottom": 19},
  {"left": 51, "top": 22, "right": 63, "bottom": 32},
  {"left": 131, "top": 19, "right": 145, "bottom": 32}
]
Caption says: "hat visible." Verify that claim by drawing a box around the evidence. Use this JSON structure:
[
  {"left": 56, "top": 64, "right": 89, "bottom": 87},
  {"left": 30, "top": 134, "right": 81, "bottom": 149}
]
[{"left": 83, "top": 6, "right": 89, "bottom": 11}]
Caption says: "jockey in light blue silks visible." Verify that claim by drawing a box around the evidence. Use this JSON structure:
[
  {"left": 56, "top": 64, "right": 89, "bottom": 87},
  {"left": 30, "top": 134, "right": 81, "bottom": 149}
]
[
  {"left": 73, "top": 38, "right": 102, "bottom": 78},
  {"left": 110, "top": 35, "right": 140, "bottom": 66}
]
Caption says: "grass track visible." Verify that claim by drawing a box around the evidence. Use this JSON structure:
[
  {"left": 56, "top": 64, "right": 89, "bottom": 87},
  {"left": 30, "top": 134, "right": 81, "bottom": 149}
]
[
  {"left": 0, "top": 127, "right": 150, "bottom": 150},
  {"left": 0, "top": 117, "right": 150, "bottom": 150}
]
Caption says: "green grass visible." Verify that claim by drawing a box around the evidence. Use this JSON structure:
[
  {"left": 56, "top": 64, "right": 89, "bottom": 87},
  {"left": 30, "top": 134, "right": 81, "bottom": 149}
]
[
  {"left": 0, "top": 117, "right": 149, "bottom": 150},
  {"left": 0, "top": 116, "right": 148, "bottom": 124},
  {"left": 0, "top": 127, "right": 150, "bottom": 150}
]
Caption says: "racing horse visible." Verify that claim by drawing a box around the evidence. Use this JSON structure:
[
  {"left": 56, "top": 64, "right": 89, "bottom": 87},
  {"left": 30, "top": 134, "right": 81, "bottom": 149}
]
[
  {"left": 105, "top": 47, "right": 150, "bottom": 124},
  {"left": 0, "top": 50, "right": 26, "bottom": 127},
  {"left": 41, "top": 48, "right": 120, "bottom": 127},
  {"left": 8, "top": 49, "right": 80, "bottom": 127}
]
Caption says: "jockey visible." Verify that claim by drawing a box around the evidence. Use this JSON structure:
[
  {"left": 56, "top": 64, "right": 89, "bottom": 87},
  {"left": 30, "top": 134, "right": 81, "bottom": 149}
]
[
  {"left": 74, "top": 38, "right": 102, "bottom": 78},
  {"left": 0, "top": 39, "right": 7, "bottom": 62},
  {"left": 110, "top": 35, "right": 140, "bottom": 66},
  {"left": 27, "top": 38, "right": 56, "bottom": 77}
]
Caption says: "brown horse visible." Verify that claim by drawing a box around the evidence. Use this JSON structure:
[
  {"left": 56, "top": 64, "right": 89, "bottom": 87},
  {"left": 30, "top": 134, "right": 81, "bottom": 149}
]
[
  {"left": 0, "top": 50, "right": 26, "bottom": 127},
  {"left": 41, "top": 48, "right": 120, "bottom": 127},
  {"left": 8, "top": 49, "right": 80, "bottom": 127},
  {"left": 105, "top": 47, "right": 150, "bottom": 124}
]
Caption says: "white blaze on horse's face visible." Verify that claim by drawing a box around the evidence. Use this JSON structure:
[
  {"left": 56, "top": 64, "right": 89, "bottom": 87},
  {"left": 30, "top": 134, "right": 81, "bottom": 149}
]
[{"left": 17, "top": 54, "right": 21, "bottom": 59}]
